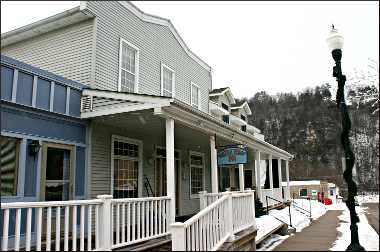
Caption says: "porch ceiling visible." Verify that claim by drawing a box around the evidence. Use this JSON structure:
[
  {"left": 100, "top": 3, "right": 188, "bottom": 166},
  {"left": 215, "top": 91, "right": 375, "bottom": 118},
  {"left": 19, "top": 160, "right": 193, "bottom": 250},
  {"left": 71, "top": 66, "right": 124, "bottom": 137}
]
[{"left": 80, "top": 88, "right": 294, "bottom": 160}]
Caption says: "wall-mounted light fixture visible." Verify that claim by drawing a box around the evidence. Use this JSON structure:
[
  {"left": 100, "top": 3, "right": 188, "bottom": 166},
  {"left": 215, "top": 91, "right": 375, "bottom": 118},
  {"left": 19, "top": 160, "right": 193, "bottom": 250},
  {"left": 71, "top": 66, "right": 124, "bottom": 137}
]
[{"left": 28, "top": 140, "right": 41, "bottom": 156}]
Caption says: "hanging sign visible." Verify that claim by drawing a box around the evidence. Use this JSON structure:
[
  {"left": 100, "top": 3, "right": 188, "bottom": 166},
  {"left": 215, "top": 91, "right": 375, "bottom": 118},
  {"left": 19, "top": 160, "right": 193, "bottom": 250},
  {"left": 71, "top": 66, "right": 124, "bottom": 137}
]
[{"left": 217, "top": 145, "right": 248, "bottom": 166}]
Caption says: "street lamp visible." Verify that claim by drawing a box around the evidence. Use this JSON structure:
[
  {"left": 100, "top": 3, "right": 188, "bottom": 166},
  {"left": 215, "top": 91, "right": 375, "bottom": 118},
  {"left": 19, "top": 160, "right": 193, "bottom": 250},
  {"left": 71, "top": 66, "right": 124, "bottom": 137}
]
[{"left": 326, "top": 25, "right": 365, "bottom": 251}]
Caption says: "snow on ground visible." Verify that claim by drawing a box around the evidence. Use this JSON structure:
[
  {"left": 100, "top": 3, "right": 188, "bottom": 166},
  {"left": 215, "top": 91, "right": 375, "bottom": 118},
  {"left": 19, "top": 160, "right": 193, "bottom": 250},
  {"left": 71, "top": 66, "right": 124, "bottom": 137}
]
[
  {"left": 256, "top": 199, "right": 327, "bottom": 249},
  {"left": 257, "top": 234, "right": 290, "bottom": 251},
  {"left": 356, "top": 193, "right": 379, "bottom": 204},
  {"left": 329, "top": 203, "right": 379, "bottom": 251}
]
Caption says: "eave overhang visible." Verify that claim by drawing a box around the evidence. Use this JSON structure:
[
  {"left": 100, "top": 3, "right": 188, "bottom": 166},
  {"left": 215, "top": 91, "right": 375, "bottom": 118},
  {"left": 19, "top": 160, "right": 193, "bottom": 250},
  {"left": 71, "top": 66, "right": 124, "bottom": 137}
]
[
  {"left": 80, "top": 89, "right": 293, "bottom": 160},
  {"left": 1, "top": 6, "right": 95, "bottom": 47}
]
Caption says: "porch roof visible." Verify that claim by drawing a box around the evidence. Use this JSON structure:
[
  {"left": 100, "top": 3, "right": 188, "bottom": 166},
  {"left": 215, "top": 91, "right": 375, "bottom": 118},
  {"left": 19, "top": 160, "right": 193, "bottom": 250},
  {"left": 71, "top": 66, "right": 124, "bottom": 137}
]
[{"left": 81, "top": 88, "right": 294, "bottom": 160}]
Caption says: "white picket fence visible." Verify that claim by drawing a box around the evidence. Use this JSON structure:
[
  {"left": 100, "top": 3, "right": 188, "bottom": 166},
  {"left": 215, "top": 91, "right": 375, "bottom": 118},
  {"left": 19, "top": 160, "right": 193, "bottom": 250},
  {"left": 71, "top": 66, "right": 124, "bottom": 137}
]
[
  {"left": 1, "top": 195, "right": 171, "bottom": 251},
  {"left": 171, "top": 191, "right": 256, "bottom": 251}
]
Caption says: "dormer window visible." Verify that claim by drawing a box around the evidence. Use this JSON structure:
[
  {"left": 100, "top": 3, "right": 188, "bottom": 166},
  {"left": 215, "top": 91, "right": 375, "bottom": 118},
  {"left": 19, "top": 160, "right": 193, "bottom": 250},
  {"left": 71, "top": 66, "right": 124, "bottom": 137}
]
[
  {"left": 222, "top": 103, "right": 229, "bottom": 111},
  {"left": 161, "top": 63, "right": 175, "bottom": 97},
  {"left": 240, "top": 114, "right": 246, "bottom": 121},
  {"left": 118, "top": 38, "right": 139, "bottom": 93},
  {"left": 191, "top": 82, "right": 200, "bottom": 109}
]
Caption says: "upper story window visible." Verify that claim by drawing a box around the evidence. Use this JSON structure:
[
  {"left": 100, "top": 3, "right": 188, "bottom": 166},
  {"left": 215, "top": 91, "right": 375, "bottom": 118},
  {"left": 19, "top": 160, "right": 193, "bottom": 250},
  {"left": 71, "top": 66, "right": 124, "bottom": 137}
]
[
  {"left": 119, "top": 38, "right": 139, "bottom": 93},
  {"left": 191, "top": 82, "right": 200, "bottom": 109},
  {"left": 240, "top": 114, "right": 246, "bottom": 121},
  {"left": 161, "top": 64, "right": 175, "bottom": 97},
  {"left": 221, "top": 103, "right": 229, "bottom": 111}
]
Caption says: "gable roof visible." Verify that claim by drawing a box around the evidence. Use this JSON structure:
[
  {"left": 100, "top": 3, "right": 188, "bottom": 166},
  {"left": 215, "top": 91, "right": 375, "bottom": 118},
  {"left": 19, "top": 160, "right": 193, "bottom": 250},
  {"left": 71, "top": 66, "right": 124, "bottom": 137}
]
[
  {"left": 114, "top": 1, "right": 211, "bottom": 72},
  {"left": 209, "top": 87, "right": 229, "bottom": 95},
  {"left": 1, "top": 1, "right": 212, "bottom": 73},
  {"left": 231, "top": 101, "right": 252, "bottom": 115},
  {"left": 209, "top": 87, "right": 235, "bottom": 104}
]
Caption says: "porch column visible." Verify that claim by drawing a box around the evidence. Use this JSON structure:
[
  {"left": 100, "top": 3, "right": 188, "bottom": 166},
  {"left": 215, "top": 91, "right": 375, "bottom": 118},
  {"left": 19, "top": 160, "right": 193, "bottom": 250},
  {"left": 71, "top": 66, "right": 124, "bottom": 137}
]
[
  {"left": 166, "top": 117, "right": 175, "bottom": 225},
  {"left": 210, "top": 135, "right": 218, "bottom": 193},
  {"left": 269, "top": 154, "right": 273, "bottom": 190},
  {"left": 239, "top": 164, "right": 244, "bottom": 191},
  {"left": 255, "top": 150, "right": 261, "bottom": 200},
  {"left": 285, "top": 160, "right": 290, "bottom": 200},
  {"left": 278, "top": 158, "right": 283, "bottom": 198}
]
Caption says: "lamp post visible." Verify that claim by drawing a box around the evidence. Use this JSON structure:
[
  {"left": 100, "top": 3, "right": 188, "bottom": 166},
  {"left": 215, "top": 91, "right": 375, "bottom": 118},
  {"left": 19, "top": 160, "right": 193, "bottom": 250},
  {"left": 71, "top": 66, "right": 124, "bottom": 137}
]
[{"left": 326, "top": 25, "right": 365, "bottom": 251}]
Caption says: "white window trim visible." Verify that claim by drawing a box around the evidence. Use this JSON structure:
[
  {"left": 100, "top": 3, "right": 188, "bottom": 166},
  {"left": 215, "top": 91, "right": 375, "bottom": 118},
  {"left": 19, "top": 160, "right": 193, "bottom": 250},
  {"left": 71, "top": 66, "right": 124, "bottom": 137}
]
[
  {"left": 160, "top": 63, "right": 175, "bottom": 98},
  {"left": 190, "top": 82, "right": 201, "bottom": 109},
  {"left": 110, "top": 135, "right": 143, "bottom": 198},
  {"left": 118, "top": 38, "right": 140, "bottom": 93},
  {"left": 189, "top": 150, "right": 205, "bottom": 199}
]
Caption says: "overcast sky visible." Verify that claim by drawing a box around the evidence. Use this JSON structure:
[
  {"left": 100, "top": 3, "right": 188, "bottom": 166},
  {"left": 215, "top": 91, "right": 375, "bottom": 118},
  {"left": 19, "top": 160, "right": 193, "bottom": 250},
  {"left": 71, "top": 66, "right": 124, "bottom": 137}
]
[{"left": 1, "top": 1, "right": 378, "bottom": 98}]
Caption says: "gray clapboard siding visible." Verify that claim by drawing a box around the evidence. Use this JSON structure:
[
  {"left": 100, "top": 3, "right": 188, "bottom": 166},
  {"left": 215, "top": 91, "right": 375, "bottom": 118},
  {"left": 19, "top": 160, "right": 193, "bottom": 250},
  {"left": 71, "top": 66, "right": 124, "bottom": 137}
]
[
  {"left": 90, "top": 118, "right": 211, "bottom": 216},
  {"left": 1, "top": 19, "right": 94, "bottom": 87},
  {"left": 85, "top": 1, "right": 211, "bottom": 113}
]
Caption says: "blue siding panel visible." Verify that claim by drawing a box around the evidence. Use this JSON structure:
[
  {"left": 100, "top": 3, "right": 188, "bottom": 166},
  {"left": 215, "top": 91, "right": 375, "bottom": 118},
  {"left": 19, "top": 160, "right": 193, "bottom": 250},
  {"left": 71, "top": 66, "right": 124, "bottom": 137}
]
[
  {"left": 53, "top": 83, "right": 67, "bottom": 114},
  {"left": 75, "top": 146, "right": 86, "bottom": 197},
  {"left": 16, "top": 71, "right": 34, "bottom": 106},
  {"left": 36, "top": 78, "right": 51, "bottom": 110},
  {"left": 1, "top": 66, "right": 13, "bottom": 101},
  {"left": 70, "top": 89, "right": 81, "bottom": 117},
  {"left": 1, "top": 106, "right": 86, "bottom": 144},
  {"left": 24, "top": 140, "right": 38, "bottom": 197}
]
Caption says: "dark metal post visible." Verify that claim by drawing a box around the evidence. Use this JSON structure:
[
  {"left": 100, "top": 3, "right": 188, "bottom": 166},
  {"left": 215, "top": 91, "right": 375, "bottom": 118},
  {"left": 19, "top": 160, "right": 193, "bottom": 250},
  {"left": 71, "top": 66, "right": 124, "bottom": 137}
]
[
  {"left": 266, "top": 196, "right": 269, "bottom": 214},
  {"left": 331, "top": 48, "right": 365, "bottom": 251},
  {"left": 288, "top": 204, "right": 292, "bottom": 227},
  {"left": 309, "top": 197, "right": 311, "bottom": 219}
]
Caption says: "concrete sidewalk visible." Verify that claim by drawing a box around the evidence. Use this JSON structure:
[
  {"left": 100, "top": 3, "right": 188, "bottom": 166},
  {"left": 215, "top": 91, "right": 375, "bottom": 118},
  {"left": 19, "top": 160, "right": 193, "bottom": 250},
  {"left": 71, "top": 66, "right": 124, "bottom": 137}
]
[{"left": 273, "top": 210, "right": 342, "bottom": 251}]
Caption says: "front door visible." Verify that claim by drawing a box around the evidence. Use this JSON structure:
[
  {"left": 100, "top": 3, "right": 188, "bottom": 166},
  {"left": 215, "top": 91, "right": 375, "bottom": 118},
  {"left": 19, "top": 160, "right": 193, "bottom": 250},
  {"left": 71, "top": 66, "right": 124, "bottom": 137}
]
[
  {"left": 40, "top": 142, "right": 75, "bottom": 241},
  {"left": 155, "top": 147, "right": 181, "bottom": 215},
  {"left": 40, "top": 142, "right": 75, "bottom": 201}
]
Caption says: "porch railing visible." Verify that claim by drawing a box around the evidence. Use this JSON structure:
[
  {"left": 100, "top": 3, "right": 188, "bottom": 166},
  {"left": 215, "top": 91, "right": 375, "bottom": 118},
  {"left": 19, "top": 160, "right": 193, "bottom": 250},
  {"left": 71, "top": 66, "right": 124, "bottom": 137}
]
[
  {"left": 273, "top": 188, "right": 282, "bottom": 202},
  {"left": 171, "top": 191, "right": 256, "bottom": 251},
  {"left": 1, "top": 195, "right": 171, "bottom": 251},
  {"left": 261, "top": 189, "right": 274, "bottom": 207},
  {"left": 110, "top": 196, "right": 171, "bottom": 250},
  {"left": 1, "top": 198, "right": 103, "bottom": 251},
  {"left": 282, "top": 186, "right": 291, "bottom": 201}
]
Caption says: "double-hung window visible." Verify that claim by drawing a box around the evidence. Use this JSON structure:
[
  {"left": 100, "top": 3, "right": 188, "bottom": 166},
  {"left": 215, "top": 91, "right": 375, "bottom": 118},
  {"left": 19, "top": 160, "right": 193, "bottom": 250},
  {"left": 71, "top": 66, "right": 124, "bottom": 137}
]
[
  {"left": 191, "top": 82, "right": 200, "bottom": 109},
  {"left": 190, "top": 151, "right": 204, "bottom": 198},
  {"left": 119, "top": 38, "right": 139, "bottom": 93},
  {"left": 161, "top": 64, "right": 175, "bottom": 97}
]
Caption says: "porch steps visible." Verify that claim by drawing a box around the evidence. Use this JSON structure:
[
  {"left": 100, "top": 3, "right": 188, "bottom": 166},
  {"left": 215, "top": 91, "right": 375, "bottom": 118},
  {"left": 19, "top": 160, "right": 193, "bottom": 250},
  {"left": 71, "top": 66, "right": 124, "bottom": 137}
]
[
  {"left": 218, "top": 226, "right": 258, "bottom": 251},
  {"left": 114, "top": 236, "right": 172, "bottom": 251}
]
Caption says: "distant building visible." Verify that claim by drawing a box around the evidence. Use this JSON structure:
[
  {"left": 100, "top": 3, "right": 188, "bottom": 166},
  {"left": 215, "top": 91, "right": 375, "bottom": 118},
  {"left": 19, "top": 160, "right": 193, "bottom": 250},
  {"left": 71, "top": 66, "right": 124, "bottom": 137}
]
[{"left": 282, "top": 180, "right": 334, "bottom": 201}]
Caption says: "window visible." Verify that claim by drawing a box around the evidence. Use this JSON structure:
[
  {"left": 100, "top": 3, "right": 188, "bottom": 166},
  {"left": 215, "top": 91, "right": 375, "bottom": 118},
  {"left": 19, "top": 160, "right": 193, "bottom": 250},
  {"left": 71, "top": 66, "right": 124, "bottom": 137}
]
[
  {"left": 241, "top": 125, "right": 247, "bottom": 132},
  {"left": 1, "top": 136, "right": 19, "bottom": 196},
  {"left": 161, "top": 64, "right": 175, "bottom": 97},
  {"left": 222, "top": 115, "right": 230, "bottom": 124},
  {"left": 112, "top": 137, "right": 141, "bottom": 198},
  {"left": 240, "top": 114, "right": 246, "bottom": 121},
  {"left": 330, "top": 189, "right": 334, "bottom": 196},
  {"left": 190, "top": 152, "right": 204, "bottom": 197},
  {"left": 221, "top": 103, "right": 229, "bottom": 111},
  {"left": 191, "top": 82, "right": 200, "bottom": 109},
  {"left": 300, "top": 188, "right": 308, "bottom": 197},
  {"left": 119, "top": 38, "right": 139, "bottom": 93}
]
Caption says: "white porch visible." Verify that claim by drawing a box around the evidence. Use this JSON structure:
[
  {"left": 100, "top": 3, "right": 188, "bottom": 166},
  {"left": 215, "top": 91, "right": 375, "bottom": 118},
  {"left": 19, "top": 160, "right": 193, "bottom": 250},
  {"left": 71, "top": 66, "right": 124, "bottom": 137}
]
[{"left": 1, "top": 89, "right": 293, "bottom": 251}]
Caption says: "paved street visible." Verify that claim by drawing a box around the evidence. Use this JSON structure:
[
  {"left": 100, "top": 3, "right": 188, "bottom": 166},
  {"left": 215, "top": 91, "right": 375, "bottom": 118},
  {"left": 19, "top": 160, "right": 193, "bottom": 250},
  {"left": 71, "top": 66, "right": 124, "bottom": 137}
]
[
  {"left": 273, "top": 210, "right": 342, "bottom": 251},
  {"left": 362, "top": 203, "right": 379, "bottom": 234}
]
